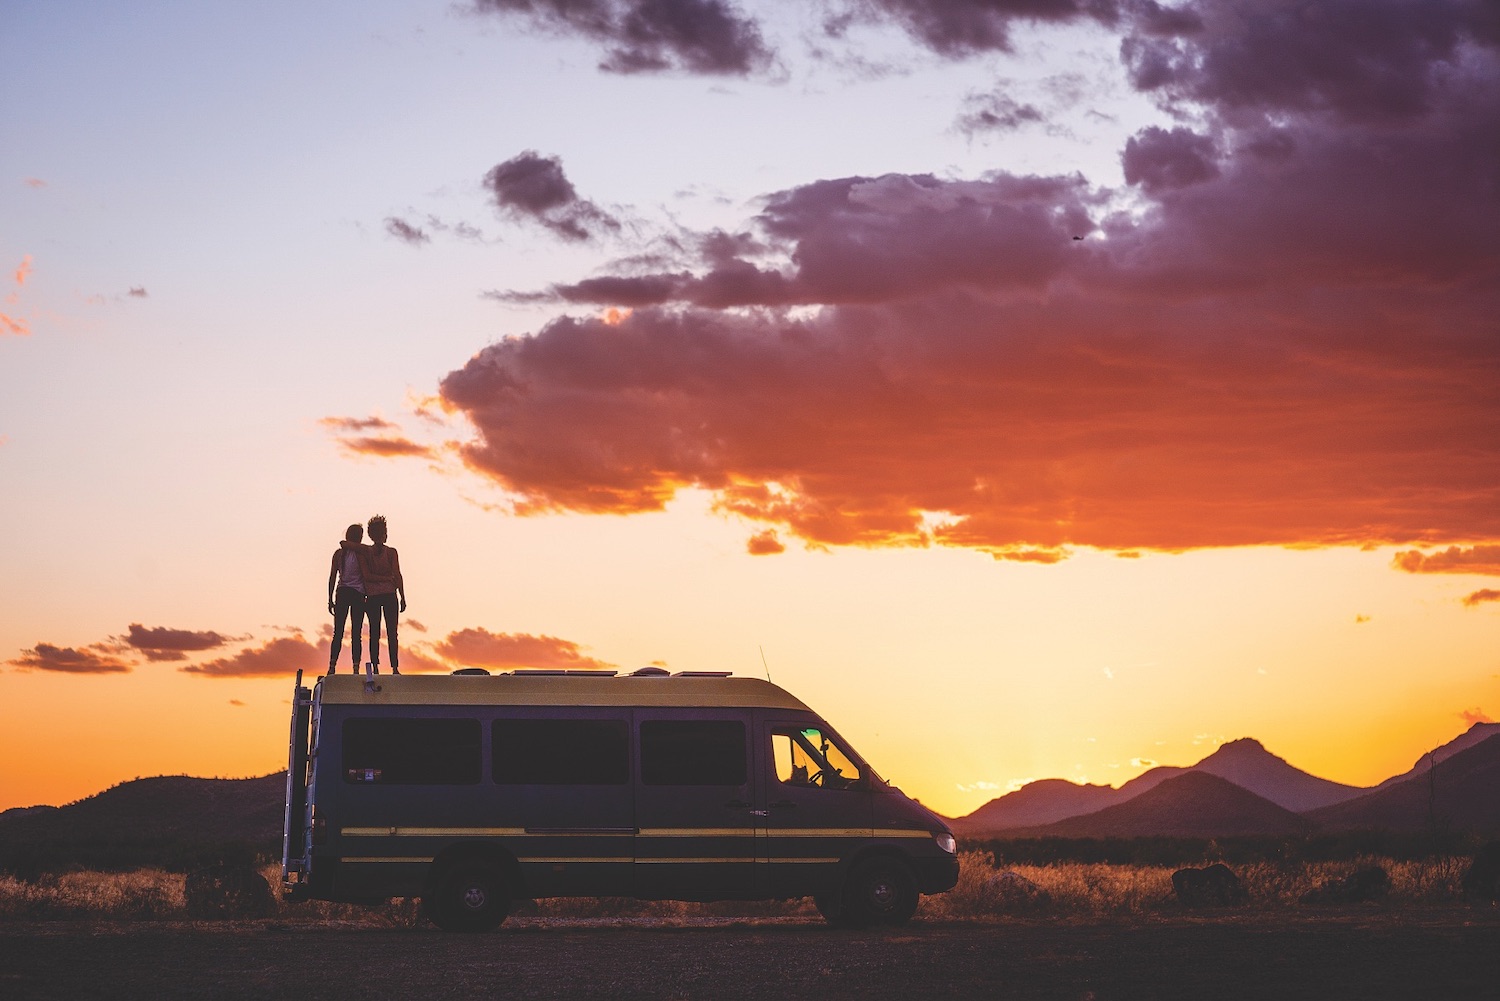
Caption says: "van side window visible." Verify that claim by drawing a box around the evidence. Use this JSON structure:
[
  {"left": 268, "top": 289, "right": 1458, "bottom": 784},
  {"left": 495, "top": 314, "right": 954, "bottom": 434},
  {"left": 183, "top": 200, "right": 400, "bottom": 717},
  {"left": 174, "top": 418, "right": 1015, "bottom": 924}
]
[
  {"left": 772, "top": 727, "right": 861, "bottom": 790},
  {"left": 640, "top": 720, "right": 746, "bottom": 785},
  {"left": 343, "top": 718, "right": 481, "bottom": 784},
  {"left": 492, "top": 719, "right": 629, "bottom": 785}
]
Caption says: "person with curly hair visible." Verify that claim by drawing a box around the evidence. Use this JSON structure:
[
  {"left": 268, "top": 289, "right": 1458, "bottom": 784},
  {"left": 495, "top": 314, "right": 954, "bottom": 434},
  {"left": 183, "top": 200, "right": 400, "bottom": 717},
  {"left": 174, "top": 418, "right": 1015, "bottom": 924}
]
[{"left": 358, "top": 514, "right": 406, "bottom": 675}]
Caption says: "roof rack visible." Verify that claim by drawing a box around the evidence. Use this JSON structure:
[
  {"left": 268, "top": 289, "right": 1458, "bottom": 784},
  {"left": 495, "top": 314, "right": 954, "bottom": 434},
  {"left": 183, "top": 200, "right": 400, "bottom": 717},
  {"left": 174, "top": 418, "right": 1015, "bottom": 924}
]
[{"left": 672, "top": 671, "right": 733, "bottom": 678}]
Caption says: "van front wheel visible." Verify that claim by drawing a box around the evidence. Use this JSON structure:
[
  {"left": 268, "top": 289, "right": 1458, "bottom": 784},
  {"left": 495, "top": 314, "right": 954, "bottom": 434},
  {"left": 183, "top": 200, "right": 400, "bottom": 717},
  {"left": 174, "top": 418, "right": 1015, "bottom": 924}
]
[
  {"left": 841, "top": 857, "right": 918, "bottom": 928},
  {"left": 424, "top": 860, "right": 509, "bottom": 932}
]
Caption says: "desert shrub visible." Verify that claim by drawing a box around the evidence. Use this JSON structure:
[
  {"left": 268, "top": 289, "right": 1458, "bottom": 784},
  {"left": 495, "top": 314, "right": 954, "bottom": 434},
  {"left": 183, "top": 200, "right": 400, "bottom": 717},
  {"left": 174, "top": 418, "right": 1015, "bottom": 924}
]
[
  {"left": 969, "top": 831, "right": 1488, "bottom": 868},
  {"left": 920, "top": 852, "right": 1176, "bottom": 919},
  {"left": 0, "top": 869, "right": 185, "bottom": 920}
]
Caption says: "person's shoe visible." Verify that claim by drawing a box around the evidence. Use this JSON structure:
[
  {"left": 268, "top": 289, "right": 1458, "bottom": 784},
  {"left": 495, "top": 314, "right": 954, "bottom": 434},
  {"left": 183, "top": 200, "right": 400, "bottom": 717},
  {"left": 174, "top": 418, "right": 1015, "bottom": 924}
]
[
  {"left": 391, "top": 666, "right": 401, "bottom": 675},
  {"left": 370, "top": 662, "right": 380, "bottom": 675}
]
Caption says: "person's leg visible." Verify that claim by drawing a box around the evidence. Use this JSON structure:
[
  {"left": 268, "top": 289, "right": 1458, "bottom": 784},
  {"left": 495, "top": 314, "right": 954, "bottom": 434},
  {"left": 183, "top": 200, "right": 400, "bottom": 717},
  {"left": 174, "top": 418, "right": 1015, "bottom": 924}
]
[
  {"left": 366, "top": 596, "right": 383, "bottom": 673},
  {"left": 329, "top": 592, "right": 347, "bottom": 674},
  {"left": 385, "top": 598, "right": 400, "bottom": 674},
  {"left": 349, "top": 592, "right": 365, "bottom": 673}
]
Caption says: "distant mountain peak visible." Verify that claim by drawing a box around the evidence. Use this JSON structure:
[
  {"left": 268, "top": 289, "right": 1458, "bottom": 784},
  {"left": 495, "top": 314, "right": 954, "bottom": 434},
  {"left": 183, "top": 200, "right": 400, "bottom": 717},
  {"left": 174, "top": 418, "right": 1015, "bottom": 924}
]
[{"left": 1210, "top": 737, "right": 1268, "bottom": 756}]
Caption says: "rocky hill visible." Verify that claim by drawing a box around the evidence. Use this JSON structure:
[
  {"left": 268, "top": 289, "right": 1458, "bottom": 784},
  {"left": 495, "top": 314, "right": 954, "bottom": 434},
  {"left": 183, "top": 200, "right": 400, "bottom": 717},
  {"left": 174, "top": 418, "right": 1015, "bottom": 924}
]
[
  {"left": 1004, "top": 771, "right": 1312, "bottom": 839},
  {"left": 0, "top": 773, "right": 285, "bottom": 874}
]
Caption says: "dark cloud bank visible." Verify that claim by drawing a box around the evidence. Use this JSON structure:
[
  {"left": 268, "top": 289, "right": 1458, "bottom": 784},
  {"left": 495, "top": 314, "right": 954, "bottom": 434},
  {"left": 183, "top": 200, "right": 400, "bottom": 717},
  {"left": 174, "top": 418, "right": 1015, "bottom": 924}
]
[
  {"left": 442, "top": 0, "right": 1500, "bottom": 561},
  {"left": 472, "top": 0, "right": 772, "bottom": 75}
]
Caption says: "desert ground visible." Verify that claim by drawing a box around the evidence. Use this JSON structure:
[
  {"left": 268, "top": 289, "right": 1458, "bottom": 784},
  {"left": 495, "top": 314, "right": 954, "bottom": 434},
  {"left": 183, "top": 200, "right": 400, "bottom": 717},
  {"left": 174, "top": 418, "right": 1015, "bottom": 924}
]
[{"left": 3, "top": 913, "right": 1498, "bottom": 1001}]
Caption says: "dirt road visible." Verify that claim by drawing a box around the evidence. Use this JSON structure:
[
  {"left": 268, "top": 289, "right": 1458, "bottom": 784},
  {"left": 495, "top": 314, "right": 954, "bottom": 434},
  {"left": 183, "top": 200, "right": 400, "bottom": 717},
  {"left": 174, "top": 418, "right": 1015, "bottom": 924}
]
[{"left": 3, "top": 914, "right": 1497, "bottom": 1000}]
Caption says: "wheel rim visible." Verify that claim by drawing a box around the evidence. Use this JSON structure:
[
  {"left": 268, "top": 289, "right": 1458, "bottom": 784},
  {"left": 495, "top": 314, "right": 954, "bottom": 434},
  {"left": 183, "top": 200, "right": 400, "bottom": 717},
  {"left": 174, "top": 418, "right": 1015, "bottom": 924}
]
[{"left": 461, "top": 884, "right": 487, "bottom": 911}]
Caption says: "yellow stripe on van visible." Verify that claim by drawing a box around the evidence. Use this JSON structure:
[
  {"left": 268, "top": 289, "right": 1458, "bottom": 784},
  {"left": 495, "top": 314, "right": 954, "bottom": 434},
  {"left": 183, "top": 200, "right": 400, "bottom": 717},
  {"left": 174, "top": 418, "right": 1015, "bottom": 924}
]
[
  {"left": 765, "top": 828, "right": 872, "bottom": 838},
  {"left": 637, "top": 828, "right": 756, "bottom": 838},
  {"left": 518, "top": 857, "right": 632, "bottom": 864},
  {"left": 769, "top": 858, "right": 841, "bottom": 864},
  {"left": 874, "top": 829, "right": 937, "bottom": 839},
  {"left": 636, "top": 857, "right": 756, "bottom": 864},
  {"left": 341, "top": 826, "right": 526, "bottom": 837}
]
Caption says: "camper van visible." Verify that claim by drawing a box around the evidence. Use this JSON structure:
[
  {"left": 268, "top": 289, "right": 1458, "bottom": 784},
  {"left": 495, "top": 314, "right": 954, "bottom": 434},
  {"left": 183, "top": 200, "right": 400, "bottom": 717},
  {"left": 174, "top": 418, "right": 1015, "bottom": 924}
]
[{"left": 282, "top": 669, "right": 958, "bottom": 931}]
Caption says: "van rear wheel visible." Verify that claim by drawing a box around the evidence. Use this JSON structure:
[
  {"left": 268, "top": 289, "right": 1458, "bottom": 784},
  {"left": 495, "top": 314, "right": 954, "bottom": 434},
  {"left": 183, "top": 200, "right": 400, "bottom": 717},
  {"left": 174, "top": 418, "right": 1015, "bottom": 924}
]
[
  {"left": 424, "top": 860, "right": 509, "bottom": 932},
  {"left": 840, "top": 857, "right": 918, "bottom": 928}
]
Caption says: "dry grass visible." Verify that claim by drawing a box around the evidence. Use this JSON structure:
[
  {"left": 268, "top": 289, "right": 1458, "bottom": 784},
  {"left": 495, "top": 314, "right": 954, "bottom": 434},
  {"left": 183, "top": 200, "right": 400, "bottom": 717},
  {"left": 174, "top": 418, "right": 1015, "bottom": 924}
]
[
  {"left": 0, "top": 869, "right": 184, "bottom": 920},
  {"left": 918, "top": 851, "right": 1483, "bottom": 920},
  {"left": 0, "top": 852, "right": 1483, "bottom": 924}
]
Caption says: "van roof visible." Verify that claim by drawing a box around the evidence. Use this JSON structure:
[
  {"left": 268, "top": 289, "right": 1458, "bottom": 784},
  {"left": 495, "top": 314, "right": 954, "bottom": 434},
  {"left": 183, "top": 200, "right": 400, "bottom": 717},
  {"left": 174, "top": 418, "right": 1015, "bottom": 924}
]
[{"left": 315, "top": 672, "right": 813, "bottom": 711}]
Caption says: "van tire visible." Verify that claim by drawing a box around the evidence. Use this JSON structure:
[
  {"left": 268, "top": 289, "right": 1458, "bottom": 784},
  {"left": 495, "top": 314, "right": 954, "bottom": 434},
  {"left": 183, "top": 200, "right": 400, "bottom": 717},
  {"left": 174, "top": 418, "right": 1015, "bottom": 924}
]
[
  {"left": 423, "top": 860, "right": 509, "bottom": 932},
  {"left": 840, "top": 857, "right": 918, "bottom": 928}
]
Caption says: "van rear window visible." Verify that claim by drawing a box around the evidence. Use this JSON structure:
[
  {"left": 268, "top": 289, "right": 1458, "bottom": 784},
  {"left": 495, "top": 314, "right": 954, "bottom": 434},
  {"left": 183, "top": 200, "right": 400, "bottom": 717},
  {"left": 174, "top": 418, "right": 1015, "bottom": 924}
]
[
  {"left": 343, "top": 718, "right": 481, "bottom": 784},
  {"left": 492, "top": 719, "right": 629, "bottom": 784},
  {"left": 640, "top": 720, "right": 746, "bottom": 786}
]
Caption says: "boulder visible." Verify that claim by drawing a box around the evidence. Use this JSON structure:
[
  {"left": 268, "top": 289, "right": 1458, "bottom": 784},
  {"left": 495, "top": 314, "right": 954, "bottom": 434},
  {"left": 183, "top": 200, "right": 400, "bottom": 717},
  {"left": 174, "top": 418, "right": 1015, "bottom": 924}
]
[
  {"left": 1301, "top": 865, "right": 1390, "bottom": 905},
  {"left": 1461, "top": 842, "right": 1500, "bottom": 903},
  {"left": 1171, "top": 863, "right": 1247, "bottom": 907},
  {"left": 184, "top": 863, "right": 276, "bottom": 919}
]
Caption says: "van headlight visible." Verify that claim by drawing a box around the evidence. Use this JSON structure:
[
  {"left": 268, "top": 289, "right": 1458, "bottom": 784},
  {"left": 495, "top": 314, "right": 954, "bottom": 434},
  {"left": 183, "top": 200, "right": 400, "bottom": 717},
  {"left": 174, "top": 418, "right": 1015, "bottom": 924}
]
[{"left": 935, "top": 832, "right": 956, "bottom": 854}]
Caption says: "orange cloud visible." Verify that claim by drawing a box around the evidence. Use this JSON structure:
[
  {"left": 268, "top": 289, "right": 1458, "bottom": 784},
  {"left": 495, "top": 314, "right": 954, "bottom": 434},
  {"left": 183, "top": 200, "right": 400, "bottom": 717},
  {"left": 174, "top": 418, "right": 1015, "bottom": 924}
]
[
  {"left": 430, "top": 628, "right": 613, "bottom": 671},
  {"left": 342, "top": 436, "right": 434, "bottom": 458},
  {"left": 9, "top": 642, "right": 131, "bottom": 674},
  {"left": 746, "top": 529, "right": 785, "bottom": 555},
  {"left": 320, "top": 415, "right": 399, "bottom": 432},
  {"left": 181, "top": 636, "right": 328, "bottom": 679},
  {"left": 438, "top": 299, "right": 1500, "bottom": 553},
  {"left": 1463, "top": 589, "right": 1500, "bottom": 608},
  {"left": 322, "top": 415, "right": 436, "bottom": 459},
  {"left": 124, "top": 623, "right": 236, "bottom": 653},
  {"left": 1459, "top": 707, "right": 1495, "bottom": 725},
  {"left": 1392, "top": 545, "right": 1500, "bottom": 575},
  {"left": 2, "top": 255, "right": 31, "bottom": 336}
]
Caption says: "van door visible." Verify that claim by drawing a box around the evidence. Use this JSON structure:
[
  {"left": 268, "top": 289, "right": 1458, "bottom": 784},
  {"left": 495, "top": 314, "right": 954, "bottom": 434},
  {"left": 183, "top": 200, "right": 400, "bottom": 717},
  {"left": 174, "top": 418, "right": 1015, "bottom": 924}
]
[
  {"left": 491, "top": 711, "right": 635, "bottom": 896},
  {"left": 634, "top": 711, "right": 757, "bottom": 897},
  {"left": 758, "top": 717, "right": 875, "bottom": 898}
]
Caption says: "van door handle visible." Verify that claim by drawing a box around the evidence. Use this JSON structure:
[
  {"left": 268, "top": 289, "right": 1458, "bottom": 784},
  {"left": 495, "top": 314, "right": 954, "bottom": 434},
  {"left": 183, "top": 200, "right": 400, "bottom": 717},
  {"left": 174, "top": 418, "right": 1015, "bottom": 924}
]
[
  {"left": 724, "top": 799, "right": 751, "bottom": 809},
  {"left": 769, "top": 800, "right": 797, "bottom": 809}
]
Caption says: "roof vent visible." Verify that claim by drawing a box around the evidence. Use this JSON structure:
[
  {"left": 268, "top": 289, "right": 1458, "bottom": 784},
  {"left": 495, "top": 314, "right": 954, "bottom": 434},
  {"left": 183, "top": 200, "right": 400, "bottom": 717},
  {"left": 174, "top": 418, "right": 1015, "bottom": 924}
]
[
  {"left": 451, "top": 668, "right": 490, "bottom": 676},
  {"left": 630, "top": 666, "right": 670, "bottom": 677}
]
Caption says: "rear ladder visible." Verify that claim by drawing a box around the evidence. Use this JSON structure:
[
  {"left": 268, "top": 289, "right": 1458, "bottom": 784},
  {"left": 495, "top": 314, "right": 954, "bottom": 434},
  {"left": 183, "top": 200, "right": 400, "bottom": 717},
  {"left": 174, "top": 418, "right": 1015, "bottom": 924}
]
[{"left": 281, "top": 670, "right": 314, "bottom": 894}]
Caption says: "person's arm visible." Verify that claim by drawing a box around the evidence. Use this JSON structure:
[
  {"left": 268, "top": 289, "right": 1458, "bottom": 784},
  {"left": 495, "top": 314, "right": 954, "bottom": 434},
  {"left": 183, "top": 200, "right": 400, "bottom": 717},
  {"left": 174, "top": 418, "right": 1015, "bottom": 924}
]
[
  {"left": 393, "top": 549, "right": 407, "bottom": 613},
  {"left": 327, "top": 550, "right": 340, "bottom": 614}
]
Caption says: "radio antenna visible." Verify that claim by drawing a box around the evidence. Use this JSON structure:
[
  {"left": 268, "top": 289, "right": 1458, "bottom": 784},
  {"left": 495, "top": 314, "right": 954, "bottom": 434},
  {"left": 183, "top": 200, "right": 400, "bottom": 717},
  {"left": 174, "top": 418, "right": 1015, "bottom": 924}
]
[{"left": 759, "top": 645, "right": 772, "bottom": 683}]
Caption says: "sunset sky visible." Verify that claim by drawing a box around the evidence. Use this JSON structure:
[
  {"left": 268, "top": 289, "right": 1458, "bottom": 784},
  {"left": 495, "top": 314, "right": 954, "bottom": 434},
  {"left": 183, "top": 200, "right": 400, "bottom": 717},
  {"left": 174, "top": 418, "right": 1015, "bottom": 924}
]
[{"left": 3, "top": 0, "right": 1497, "bottom": 819}]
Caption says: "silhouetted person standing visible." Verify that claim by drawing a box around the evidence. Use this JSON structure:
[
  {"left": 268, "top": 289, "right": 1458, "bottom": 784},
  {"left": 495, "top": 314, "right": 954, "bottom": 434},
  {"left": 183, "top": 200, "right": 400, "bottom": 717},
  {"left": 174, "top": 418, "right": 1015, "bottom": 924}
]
[
  {"left": 327, "top": 523, "right": 366, "bottom": 675},
  {"left": 360, "top": 514, "right": 406, "bottom": 675}
]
